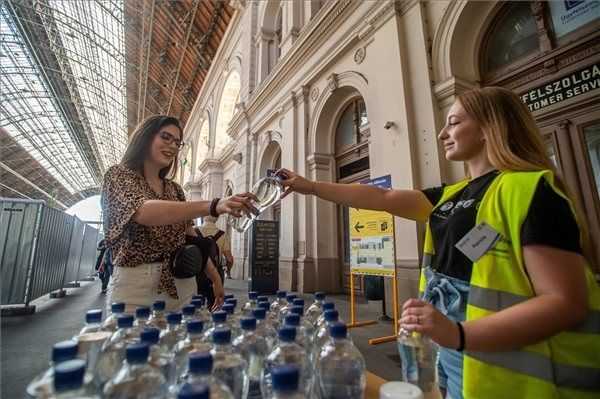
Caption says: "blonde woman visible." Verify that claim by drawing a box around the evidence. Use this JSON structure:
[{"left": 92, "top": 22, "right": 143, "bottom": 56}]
[
  {"left": 101, "top": 115, "right": 255, "bottom": 313},
  {"left": 279, "top": 87, "right": 599, "bottom": 399}
]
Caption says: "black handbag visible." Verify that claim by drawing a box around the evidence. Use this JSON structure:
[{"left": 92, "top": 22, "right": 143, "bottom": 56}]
[{"left": 170, "top": 244, "right": 204, "bottom": 279}]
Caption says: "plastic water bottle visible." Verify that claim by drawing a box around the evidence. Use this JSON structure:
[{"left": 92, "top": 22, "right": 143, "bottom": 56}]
[
  {"left": 278, "top": 294, "right": 298, "bottom": 323},
  {"left": 103, "top": 343, "right": 167, "bottom": 398},
  {"left": 224, "top": 294, "right": 235, "bottom": 301},
  {"left": 257, "top": 295, "right": 269, "bottom": 305},
  {"left": 75, "top": 310, "right": 112, "bottom": 375},
  {"left": 288, "top": 306, "right": 315, "bottom": 345},
  {"left": 262, "top": 326, "right": 312, "bottom": 398},
  {"left": 173, "top": 320, "right": 211, "bottom": 383},
  {"left": 258, "top": 301, "right": 279, "bottom": 331},
  {"left": 182, "top": 304, "right": 197, "bottom": 326},
  {"left": 221, "top": 304, "right": 241, "bottom": 338},
  {"left": 140, "top": 327, "right": 173, "bottom": 381},
  {"left": 270, "top": 291, "right": 287, "bottom": 314},
  {"left": 202, "top": 311, "right": 228, "bottom": 342},
  {"left": 272, "top": 365, "right": 306, "bottom": 399},
  {"left": 210, "top": 328, "right": 249, "bottom": 399},
  {"left": 160, "top": 312, "right": 185, "bottom": 351},
  {"left": 229, "top": 173, "right": 283, "bottom": 233},
  {"left": 102, "top": 302, "right": 126, "bottom": 332},
  {"left": 149, "top": 301, "right": 168, "bottom": 330},
  {"left": 224, "top": 298, "right": 239, "bottom": 313},
  {"left": 170, "top": 352, "right": 233, "bottom": 399},
  {"left": 52, "top": 359, "right": 98, "bottom": 399},
  {"left": 316, "top": 323, "right": 365, "bottom": 399},
  {"left": 176, "top": 383, "right": 210, "bottom": 399},
  {"left": 396, "top": 328, "right": 437, "bottom": 393},
  {"left": 311, "top": 310, "right": 340, "bottom": 363},
  {"left": 131, "top": 306, "right": 151, "bottom": 336},
  {"left": 314, "top": 302, "right": 335, "bottom": 332},
  {"left": 305, "top": 292, "right": 326, "bottom": 326},
  {"left": 26, "top": 340, "right": 80, "bottom": 398},
  {"left": 253, "top": 308, "right": 278, "bottom": 350},
  {"left": 191, "top": 298, "right": 211, "bottom": 325},
  {"left": 283, "top": 314, "right": 311, "bottom": 352},
  {"left": 233, "top": 318, "right": 269, "bottom": 399},
  {"left": 242, "top": 291, "right": 258, "bottom": 316},
  {"left": 94, "top": 314, "right": 138, "bottom": 386}
]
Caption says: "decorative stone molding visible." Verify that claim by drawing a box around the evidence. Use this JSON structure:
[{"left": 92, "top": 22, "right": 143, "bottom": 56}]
[
  {"left": 307, "top": 153, "right": 333, "bottom": 171},
  {"left": 433, "top": 77, "right": 478, "bottom": 107},
  {"left": 354, "top": 47, "right": 366, "bottom": 64},
  {"left": 327, "top": 73, "right": 339, "bottom": 92},
  {"left": 229, "top": 0, "right": 246, "bottom": 11},
  {"left": 232, "top": 152, "right": 243, "bottom": 164},
  {"left": 310, "top": 87, "right": 319, "bottom": 102}
]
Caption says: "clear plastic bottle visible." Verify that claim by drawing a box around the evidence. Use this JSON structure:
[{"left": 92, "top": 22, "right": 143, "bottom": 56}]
[
  {"left": 278, "top": 294, "right": 298, "bottom": 324},
  {"left": 258, "top": 301, "right": 279, "bottom": 332},
  {"left": 396, "top": 327, "right": 437, "bottom": 393},
  {"left": 233, "top": 318, "right": 270, "bottom": 399},
  {"left": 75, "top": 309, "right": 112, "bottom": 375},
  {"left": 257, "top": 295, "right": 269, "bottom": 305},
  {"left": 252, "top": 308, "right": 278, "bottom": 351},
  {"left": 224, "top": 298, "right": 239, "bottom": 314},
  {"left": 173, "top": 320, "right": 211, "bottom": 383},
  {"left": 26, "top": 340, "right": 79, "bottom": 398},
  {"left": 272, "top": 365, "right": 306, "bottom": 399},
  {"left": 176, "top": 383, "right": 210, "bottom": 399},
  {"left": 170, "top": 352, "right": 233, "bottom": 399},
  {"left": 221, "top": 304, "right": 241, "bottom": 339},
  {"left": 210, "top": 328, "right": 249, "bottom": 399},
  {"left": 51, "top": 359, "right": 99, "bottom": 399},
  {"left": 202, "top": 311, "right": 228, "bottom": 342},
  {"left": 182, "top": 304, "right": 197, "bottom": 326},
  {"left": 262, "top": 326, "right": 312, "bottom": 398},
  {"left": 316, "top": 323, "right": 365, "bottom": 399},
  {"left": 242, "top": 291, "right": 258, "bottom": 317},
  {"left": 140, "top": 327, "right": 173, "bottom": 381},
  {"left": 314, "top": 302, "right": 335, "bottom": 333},
  {"left": 270, "top": 291, "right": 287, "bottom": 314},
  {"left": 305, "top": 292, "right": 326, "bottom": 326},
  {"left": 191, "top": 298, "right": 211, "bottom": 325},
  {"left": 311, "top": 310, "right": 340, "bottom": 363},
  {"left": 148, "top": 301, "right": 168, "bottom": 330},
  {"left": 224, "top": 294, "right": 235, "bottom": 301},
  {"left": 103, "top": 343, "right": 167, "bottom": 398},
  {"left": 288, "top": 306, "right": 315, "bottom": 347},
  {"left": 102, "top": 302, "right": 126, "bottom": 332},
  {"left": 161, "top": 312, "right": 185, "bottom": 351},
  {"left": 283, "top": 313, "right": 312, "bottom": 352},
  {"left": 229, "top": 174, "right": 283, "bottom": 233},
  {"left": 94, "top": 314, "right": 138, "bottom": 386},
  {"left": 131, "top": 306, "right": 151, "bottom": 336}
]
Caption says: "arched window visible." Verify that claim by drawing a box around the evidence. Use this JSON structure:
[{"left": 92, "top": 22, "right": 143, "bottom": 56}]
[
  {"left": 214, "top": 71, "right": 241, "bottom": 156},
  {"left": 483, "top": 2, "right": 539, "bottom": 74}
]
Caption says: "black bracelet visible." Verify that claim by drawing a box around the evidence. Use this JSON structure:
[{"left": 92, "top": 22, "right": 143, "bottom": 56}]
[
  {"left": 456, "top": 321, "right": 465, "bottom": 352},
  {"left": 210, "top": 198, "right": 221, "bottom": 217}
]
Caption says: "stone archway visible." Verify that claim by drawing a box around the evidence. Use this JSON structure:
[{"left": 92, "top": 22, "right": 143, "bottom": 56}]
[{"left": 213, "top": 70, "right": 241, "bottom": 157}]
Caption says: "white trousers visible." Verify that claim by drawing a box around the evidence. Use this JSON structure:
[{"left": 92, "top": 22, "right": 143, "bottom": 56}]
[{"left": 107, "top": 263, "right": 196, "bottom": 313}]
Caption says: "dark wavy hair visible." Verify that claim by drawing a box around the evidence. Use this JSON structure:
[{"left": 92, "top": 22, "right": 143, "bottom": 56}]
[{"left": 121, "top": 115, "right": 182, "bottom": 180}]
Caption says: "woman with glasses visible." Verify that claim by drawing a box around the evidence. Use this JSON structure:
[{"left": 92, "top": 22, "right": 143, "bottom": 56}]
[{"left": 101, "top": 115, "right": 256, "bottom": 312}]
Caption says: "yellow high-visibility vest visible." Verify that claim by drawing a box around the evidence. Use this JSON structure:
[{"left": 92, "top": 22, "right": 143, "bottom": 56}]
[{"left": 419, "top": 170, "right": 600, "bottom": 398}]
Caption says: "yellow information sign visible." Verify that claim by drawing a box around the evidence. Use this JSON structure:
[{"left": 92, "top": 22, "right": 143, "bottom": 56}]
[{"left": 349, "top": 175, "right": 395, "bottom": 276}]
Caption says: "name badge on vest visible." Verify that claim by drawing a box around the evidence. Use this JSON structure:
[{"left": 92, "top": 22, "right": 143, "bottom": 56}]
[{"left": 455, "top": 222, "right": 501, "bottom": 262}]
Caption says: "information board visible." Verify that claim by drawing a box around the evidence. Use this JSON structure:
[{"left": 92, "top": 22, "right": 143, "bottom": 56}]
[
  {"left": 349, "top": 175, "right": 395, "bottom": 276},
  {"left": 249, "top": 220, "right": 279, "bottom": 294}
]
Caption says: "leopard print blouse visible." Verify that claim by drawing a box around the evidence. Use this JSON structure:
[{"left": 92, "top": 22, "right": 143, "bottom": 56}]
[{"left": 101, "top": 164, "right": 192, "bottom": 299}]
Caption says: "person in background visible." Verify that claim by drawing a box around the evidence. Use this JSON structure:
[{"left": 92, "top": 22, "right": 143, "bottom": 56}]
[
  {"left": 101, "top": 115, "right": 256, "bottom": 312},
  {"left": 278, "top": 87, "right": 600, "bottom": 399},
  {"left": 95, "top": 239, "right": 111, "bottom": 293},
  {"left": 199, "top": 215, "right": 234, "bottom": 279}
]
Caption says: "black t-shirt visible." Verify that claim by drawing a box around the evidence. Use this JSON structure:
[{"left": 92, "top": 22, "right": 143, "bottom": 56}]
[{"left": 422, "top": 170, "right": 582, "bottom": 282}]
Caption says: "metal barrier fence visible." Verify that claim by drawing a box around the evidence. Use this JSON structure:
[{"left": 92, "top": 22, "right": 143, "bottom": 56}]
[{"left": 0, "top": 198, "right": 100, "bottom": 310}]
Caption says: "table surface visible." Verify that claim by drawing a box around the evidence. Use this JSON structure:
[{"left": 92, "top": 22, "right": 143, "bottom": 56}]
[{"left": 366, "top": 372, "right": 442, "bottom": 399}]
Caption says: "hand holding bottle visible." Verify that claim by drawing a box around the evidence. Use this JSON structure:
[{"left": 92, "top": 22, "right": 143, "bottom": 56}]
[
  {"left": 275, "top": 168, "right": 315, "bottom": 199},
  {"left": 400, "top": 298, "right": 461, "bottom": 349},
  {"left": 216, "top": 193, "right": 259, "bottom": 217}
]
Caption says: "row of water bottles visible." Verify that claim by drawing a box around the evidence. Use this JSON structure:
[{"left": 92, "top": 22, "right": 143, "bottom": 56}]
[{"left": 27, "top": 290, "right": 367, "bottom": 398}]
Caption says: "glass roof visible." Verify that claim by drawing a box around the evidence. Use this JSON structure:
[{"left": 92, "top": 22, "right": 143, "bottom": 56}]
[{"left": 0, "top": 0, "right": 127, "bottom": 194}]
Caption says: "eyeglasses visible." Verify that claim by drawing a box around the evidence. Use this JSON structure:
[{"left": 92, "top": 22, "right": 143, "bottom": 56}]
[{"left": 158, "top": 131, "right": 185, "bottom": 149}]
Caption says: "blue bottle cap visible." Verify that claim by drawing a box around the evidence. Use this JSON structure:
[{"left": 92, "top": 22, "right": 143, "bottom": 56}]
[
  {"left": 224, "top": 294, "right": 235, "bottom": 300},
  {"left": 140, "top": 327, "right": 160, "bottom": 345},
  {"left": 212, "top": 310, "right": 227, "bottom": 323},
  {"left": 187, "top": 320, "right": 204, "bottom": 334},
  {"left": 188, "top": 351, "right": 212, "bottom": 375},
  {"left": 221, "top": 304, "right": 234, "bottom": 314},
  {"left": 278, "top": 326, "right": 296, "bottom": 342},
  {"left": 167, "top": 312, "right": 182, "bottom": 325},
  {"left": 272, "top": 364, "right": 300, "bottom": 392},
  {"left": 284, "top": 314, "right": 300, "bottom": 327},
  {"left": 323, "top": 309, "right": 339, "bottom": 322},
  {"left": 117, "top": 314, "right": 134, "bottom": 328},
  {"left": 258, "top": 302, "right": 270, "bottom": 311},
  {"left": 329, "top": 322, "right": 348, "bottom": 339},
  {"left": 257, "top": 295, "right": 269, "bottom": 302},
  {"left": 315, "top": 292, "right": 326, "bottom": 300},
  {"left": 277, "top": 290, "right": 287, "bottom": 298},
  {"left": 177, "top": 383, "right": 210, "bottom": 399},
  {"left": 248, "top": 291, "right": 258, "bottom": 300},
  {"left": 322, "top": 302, "right": 335, "bottom": 311},
  {"left": 290, "top": 305, "right": 304, "bottom": 316},
  {"left": 192, "top": 294, "right": 204, "bottom": 301},
  {"left": 252, "top": 308, "right": 266, "bottom": 320},
  {"left": 182, "top": 304, "right": 196, "bottom": 316},
  {"left": 240, "top": 317, "right": 257, "bottom": 331},
  {"left": 53, "top": 359, "right": 86, "bottom": 392},
  {"left": 135, "top": 306, "right": 150, "bottom": 319},
  {"left": 286, "top": 294, "right": 297, "bottom": 303},
  {"left": 85, "top": 309, "right": 102, "bottom": 324},
  {"left": 52, "top": 340, "right": 79, "bottom": 363},
  {"left": 212, "top": 328, "right": 231, "bottom": 344},
  {"left": 126, "top": 343, "right": 149, "bottom": 364},
  {"left": 224, "top": 298, "right": 237, "bottom": 308},
  {"left": 191, "top": 298, "right": 204, "bottom": 309},
  {"left": 111, "top": 302, "right": 125, "bottom": 313},
  {"left": 292, "top": 298, "right": 304, "bottom": 307},
  {"left": 152, "top": 300, "right": 166, "bottom": 311}
]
